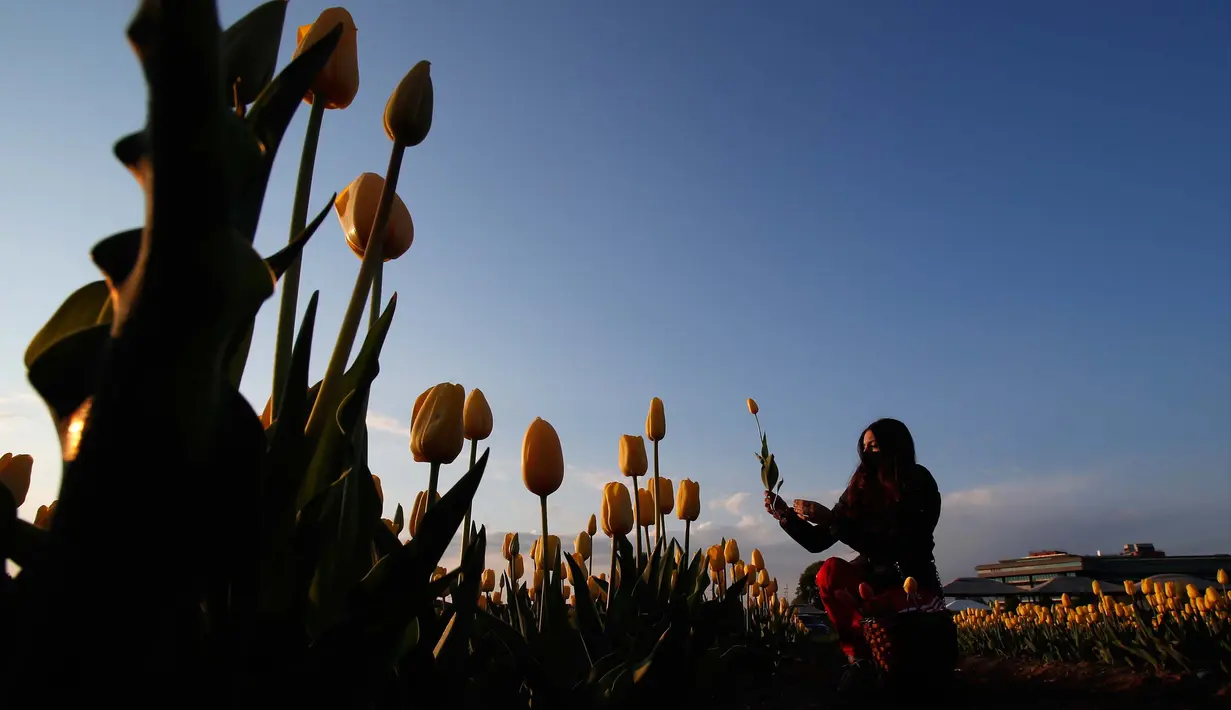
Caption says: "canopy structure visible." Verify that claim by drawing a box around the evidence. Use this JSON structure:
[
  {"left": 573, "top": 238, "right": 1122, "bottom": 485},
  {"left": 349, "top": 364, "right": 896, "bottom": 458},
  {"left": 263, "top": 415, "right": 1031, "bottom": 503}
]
[
  {"left": 1028, "top": 576, "right": 1119, "bottom": 596},
  {"left": 1143, "top": 573, "right": 1218, "bottom": 590},
  {"left": 942, "top": 577, "right": 1023, "bottom": 598},
  {"left": 946, "top": 598, "right": 991, "bottom": 612}
]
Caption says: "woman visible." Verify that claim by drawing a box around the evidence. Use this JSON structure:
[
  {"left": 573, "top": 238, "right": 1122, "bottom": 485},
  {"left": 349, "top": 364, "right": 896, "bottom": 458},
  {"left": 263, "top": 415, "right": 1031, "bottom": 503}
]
[{"left": 764, "top": 418, "right": 945, "bottom": 672}]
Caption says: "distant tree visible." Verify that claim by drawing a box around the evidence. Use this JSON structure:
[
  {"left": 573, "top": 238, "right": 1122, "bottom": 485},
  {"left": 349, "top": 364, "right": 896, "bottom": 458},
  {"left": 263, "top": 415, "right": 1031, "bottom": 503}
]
[{"left": 793, "top": 559, "right": 824, "bottom": 605}]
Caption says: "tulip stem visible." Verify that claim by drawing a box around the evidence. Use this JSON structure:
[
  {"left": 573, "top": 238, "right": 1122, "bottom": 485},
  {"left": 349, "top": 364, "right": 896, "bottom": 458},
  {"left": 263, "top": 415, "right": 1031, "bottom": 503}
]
[
  {"left": 608, "top": 536, "right": 617, "bottom": 613},
  {"left": 427, "top": 462, "right": 440, "bottom": 510},
  {"left": 271, "top": 99, "right": 326, "bottom": 416},
  {"left": 652, "top": 440, "right": 662, "bottom": 548},
  {"left": 461, "top": 438, "right": 476, "bottom": 566},
  {"left": 684, "top": 520, "right": 690, "bottom": 564},
  {"left": 305, "top": 143, "right": 405, "bottom": 439},
  {"left": 631, "top": 474, "right": 642, "bottom": 567},
  {"left": 538, "top": 494, "right": 550, "bottom": 630}
]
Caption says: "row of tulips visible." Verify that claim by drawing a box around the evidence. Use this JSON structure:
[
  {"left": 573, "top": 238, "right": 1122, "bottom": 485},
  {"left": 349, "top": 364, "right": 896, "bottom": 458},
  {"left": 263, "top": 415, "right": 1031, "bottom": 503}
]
[
  {"left": 956, "top": 575, "right": 1231, "bottom": 676},
  {"left": 0, "top": 3, "right": 805, "bottom": 708}
]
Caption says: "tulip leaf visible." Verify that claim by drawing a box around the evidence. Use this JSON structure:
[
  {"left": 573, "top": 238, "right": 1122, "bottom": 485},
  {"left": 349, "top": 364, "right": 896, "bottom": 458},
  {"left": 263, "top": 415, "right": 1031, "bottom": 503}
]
[
  {"left": 760, "top": 452, "right": 778, "bottom": 492},
  {"left": 434, "top": 527, "right": 485, "bottom": 674},
  {"left": 564, "top": 550, "right": 610, "bottom": 663},
  {"left": 25, "top": 324, "right": 109, "bottom": 424},
  {"left": 264, "top": 291, "right": 319, "bottom": 521},
  {"left": 247, "top": 24, "right": 341, "bottom": 156},
  {"left": 264, "top": 194, "right": 334, "bottom": 279},
  {"left": 222, "top": 0, "right": 287, "bottom": 107},
  {"left": 24, "top": 281, "right": 113, "bottom": 369},
  {"left": 392, "top": 504, "right": 404, "bottom": 535},
  {"left": 299, "top": 294, "right": 397, "bottom": 509}
]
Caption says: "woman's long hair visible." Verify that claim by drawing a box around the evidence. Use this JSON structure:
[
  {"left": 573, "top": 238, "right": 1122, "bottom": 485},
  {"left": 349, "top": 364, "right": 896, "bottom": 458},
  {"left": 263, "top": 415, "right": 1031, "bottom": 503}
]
[{"left": 844, "top": 418, "right": 917, "bottom": 511}]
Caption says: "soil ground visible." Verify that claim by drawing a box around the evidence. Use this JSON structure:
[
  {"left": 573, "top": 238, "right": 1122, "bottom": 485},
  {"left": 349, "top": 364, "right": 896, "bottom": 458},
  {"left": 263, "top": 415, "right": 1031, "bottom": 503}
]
[{"left": 723, "top": 642, "right": 1231, "bottom": 709}]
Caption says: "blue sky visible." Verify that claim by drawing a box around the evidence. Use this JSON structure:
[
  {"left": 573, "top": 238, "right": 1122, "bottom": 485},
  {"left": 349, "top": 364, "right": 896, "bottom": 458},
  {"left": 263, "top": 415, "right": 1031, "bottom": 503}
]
[{"left": 1, "top": 1, "right": 1228, "bottom": 589}]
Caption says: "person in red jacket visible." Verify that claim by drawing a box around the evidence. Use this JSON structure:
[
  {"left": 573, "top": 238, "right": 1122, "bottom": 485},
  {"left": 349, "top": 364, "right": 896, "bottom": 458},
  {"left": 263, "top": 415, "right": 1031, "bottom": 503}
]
[{"left": 765, "top": 418, "right": 946, "bottom": 690}]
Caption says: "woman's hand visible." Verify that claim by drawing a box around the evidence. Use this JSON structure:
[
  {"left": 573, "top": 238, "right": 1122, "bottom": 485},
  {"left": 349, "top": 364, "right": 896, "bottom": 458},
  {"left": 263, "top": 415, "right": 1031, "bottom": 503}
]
[
  {"left": 764, "top": 491, "right": 791, "bottom": 521},
  {"left": 793, "top": 499, "right": 832, "bottom": 526}
]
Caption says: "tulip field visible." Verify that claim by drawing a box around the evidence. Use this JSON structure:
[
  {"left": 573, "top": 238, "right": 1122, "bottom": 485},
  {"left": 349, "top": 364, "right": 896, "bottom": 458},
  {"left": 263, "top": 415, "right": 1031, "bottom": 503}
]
[
  {"left": 956, "top": 577, "right": 1231, "bottom": 676},
  {"left": 0, "top": 3, "right": 809, "bottom": 707}
]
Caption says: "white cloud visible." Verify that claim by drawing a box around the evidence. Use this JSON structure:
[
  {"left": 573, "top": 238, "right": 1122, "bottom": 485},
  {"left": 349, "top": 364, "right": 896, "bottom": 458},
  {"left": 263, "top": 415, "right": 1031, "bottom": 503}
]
[
  {"left": 367, "top": 412, "right": 408, "bottom": 437},
  {"left": 710, "top": 491, "right": 749, "bottom": 516}
]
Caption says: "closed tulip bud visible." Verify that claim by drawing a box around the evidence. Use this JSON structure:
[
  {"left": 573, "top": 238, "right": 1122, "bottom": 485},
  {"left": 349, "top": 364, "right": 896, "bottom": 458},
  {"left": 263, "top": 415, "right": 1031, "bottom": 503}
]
[
  {"left": 675, "top": 478, "right": 700, "bottom": 521},
  {"left": 502, "top": 532, "right": 518, "bottom": 561},
  {"left": 751, "top": 549, "right": 765, "bottom": 570},
  {"left": 294, "top": 7, "right": 359, "bottom": 109},
  {"left": 533, "top": 569, "right": 544, "bottom": 591},
  {"left": 767, "top": 578, "right": 778, "bottom": 597},
  {"left": 636, "top": 488, "right": 655, "bottom": 527},
  {"left": 1062, "top": 593, "right": 1073, "bottom": 608},
  {"left": 562, "top": 584, "right": 571, "bottom": 600},
  {"left": 512, "top": 554, "right": 525, "bottom": 580},
  {"left": 409, "top": 383, "right": 465, "bottom": 464},
  {"left": 757, "top": 569, "right": 769, "bottom": 586},
  {"left": 0, "top": 453, "right": 34, "bottom": 507},
  {"left": 588, "top": 576, "right": 604, "bottom": 599},
  {"left": 600, "top": 482, "right": 634, "bottom": 537},
  {"left": 1187, "top": 583, "right": 1200, "bottom": 599},
  {"left": 654, "top": 476, "right": 674, "bottom": 515},
  {"left": 384, "top": 60, "right": 433, "bottom": 146},
  {"left": 903, "top": 577, "right": 918, "bottom": 595},
  {"left": 747, "top": 398, "right": 759, "bottom": 415},
  {"left": 33, "top": 499, "right": 57, "bottom": 530},
  {"left": 432, "top": 566, "right": 447, "bottom": 582},
  {"left": 571, "top": 552, "right": 585, "bottom": 576},
  {"left": 618, "top": 434, "right": 648, "bottom": 477},
  {"left": 733, "top": 562, "right": 746, "bottom": 580},
  {"left": 724, "top": 539, "right": 740, "bottom": 566},
  {"left": 1219, "top": 569, "right": 1229, "bottom": 585},
  {"left": 534, "top": 535, "right": 560, "bottom": 569},
  {"left": 1140, "top": 578, "right": 1154, "bottom": 594},
  {"left": 463, "top": 388, "right": 493, "bottom": 441},
  {"left": 707, "top": 545, "right": 724, "bottom": 571},
  {"left": 481, "top": 569, "right": 496, "bottom": 593},
  {"left": 1091, "top": 580, "right": 1103, "bottom": 597},
  {"left": 493, "top": 590, "right": 502, "bottom": 604},
  {"left": 750, "top": 583, "right": 762, "bottom": 599},
  {"left": 575, "top": 531, "right": 592, "bottom": 561},
  {"left": 477, "top": 595, "right": 488, "bottom": 610},
  {"left": 335, "top": 172, "right": 414, "bottom": 261},
  {"left": 586, "top": 513, "right": 597, "bottom": 537},
  {"left": 407, "top": 490, "right": 439, "bottom": 538},
  {"left": 522, "top": 418, "right": 564, "bottom": 497},
  {"left": 1165, "top": 581, "right": 1177, "bottom": 598},
  {"left": 645, "top": 397, "right": 665, "bottom": 442},
  {"left": 858, "top": 582, "right": 874, "bottom": 600},
  {"left": 1123, "top": 580, "right": 1137, "bottom": 596},
  {"left": 371, "top": 474, "right": 384, "bottom": 505}
]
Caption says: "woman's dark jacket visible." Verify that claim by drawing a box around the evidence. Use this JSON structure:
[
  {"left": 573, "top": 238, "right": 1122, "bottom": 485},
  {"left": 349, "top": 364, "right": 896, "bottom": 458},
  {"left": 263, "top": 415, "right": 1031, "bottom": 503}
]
[{"left": 779, "top": 464, "right": 944, "bottom": 593}]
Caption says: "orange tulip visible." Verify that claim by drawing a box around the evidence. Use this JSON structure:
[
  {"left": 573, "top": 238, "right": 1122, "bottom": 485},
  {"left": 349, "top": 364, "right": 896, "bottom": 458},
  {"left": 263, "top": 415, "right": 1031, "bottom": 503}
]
[
  {"left": 335, "top": 173, "right": 414, "bottom": 261},
  {"left": 294, "top": 7, "right": 360, "bottom": 109},
  {"left": 522, "top": 418, "right": 564, "bottom": 497}
]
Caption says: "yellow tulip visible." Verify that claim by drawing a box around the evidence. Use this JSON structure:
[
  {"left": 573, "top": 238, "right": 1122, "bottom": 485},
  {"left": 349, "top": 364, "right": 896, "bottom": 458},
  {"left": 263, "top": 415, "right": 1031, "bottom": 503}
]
[
  {"left": 733, "top": 562, "right": 746, "bottom": 580},
  {"left": 707, "top": 544, "right": 724, "bottom": 571},
  {"left": 586, "top": 513, "right": 597, "bottom": 537},
  {"left": 675, "top": 478, "right": 700, "bottom": 521},
  {"left": 493, "top": 590, "right": 503, "bottom": 604},
  {"left": 534, "top": 535, "right": 560, "bottom": 569},
  {"left": 533, "top": 569, "right": 544, "bottom": 592},
  {"left": 645, "top": 397, "right": 665, "bottom": 442},
  {"left": 600, "top": 482, "right": 634, "bottom": 537},
  {"left": 636, "top": 488, "right": 655, "bottom": 527},
  {"left": 1187, "top": 584, "right": 1200, "bottom": 599},
  {"left": 512, "top": 554, "right": 525, "bottom": 580},
  {"left": 575, "top": 531, "right": 592, "bottom": 561},
  {"left": 618, "top": 434, "right": 648, "bottom": 477},
  {"left": 766, "top": 578, "right": 778, "bottom": 597},
  {"left": 463, "top": 388, "right": 493, "bottom": 441},
  {"left": 1061, "top": 593, "right": 1073, "bottom": 608},
  {"left": 903, "top": 576, "right": 918, "bottom": 595},
  {"left": 747, "top": 398, "right": 758, "bottom": 415},
  {"left": 522, "top": 418, "right": 564, "bottom": 497},
  {"left": 1218, "top": 569, "right": 1229, "bottom": 585},
  {"left": 502, "top": 532, "right": 517, "bottom": 561},
  {"left": 0, "top": 453, "right": 33, "bottom": 507},
  {"left": 756, "top": 569, "right": 769, "bottom": 586},
  {"left": 294, "top": 7, "right": 360, "bottom": 109},
  {"left": 335, "top": 173, "right": 415, "bottom": 261},
  {"left": 481, "top": 569, "right": 496, "bottom": 593},
  {"left": 432, "top": 566, "right": 447, "bottom": 582},
  {"left": 410, "top": 383, "right": 465, "bottom": 464},
  {"left": 724, "top": 539, "right": 740, "bottom": 566},
  {"left": 383, "top": 60, "right": 433, "bottom": 147},
  {"left": 654, "top": 476, "right": 674, "bottom": 515},
  {"left": 587, "top": 576, "right": 605, "bottom": 599},
  {"left": 1123, "top": 580, "right": 1136, "bottom": 596},
  {"left": 477, "top": 595, "right": 488, "bottom": 611},
  {"left": 407, "top": 490, "right": 440, "bottom": 538},
  {"left": 562, "top": 584, "right": 571, "bottom": 600},
  {"left": 751, "top": 549, "right": 765, "bottom": 570}
]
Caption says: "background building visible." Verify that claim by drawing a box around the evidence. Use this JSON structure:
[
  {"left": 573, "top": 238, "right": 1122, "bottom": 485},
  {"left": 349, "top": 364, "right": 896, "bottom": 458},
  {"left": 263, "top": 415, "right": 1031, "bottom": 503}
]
[{"left": 974, "top": 542, "right": 1230, "bottom": 590}]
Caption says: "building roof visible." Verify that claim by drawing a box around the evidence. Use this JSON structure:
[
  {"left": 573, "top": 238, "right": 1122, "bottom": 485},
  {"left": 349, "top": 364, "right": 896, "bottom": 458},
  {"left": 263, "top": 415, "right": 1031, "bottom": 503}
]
[
  {"left": 943, "top": 577, "right": 1023, "bottom": 597},
  {"left": 1144, "top": 573, "right": 1218, "bottom": 589},
  {"left": 791, "top": 604, "right": 824, "bottom": 616},
  {"left": 946, "top": 598, "right": 992, "bottom": 612},
  {"left": 1028, "top": 576, "right": 1120, "bottom": 595}
]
